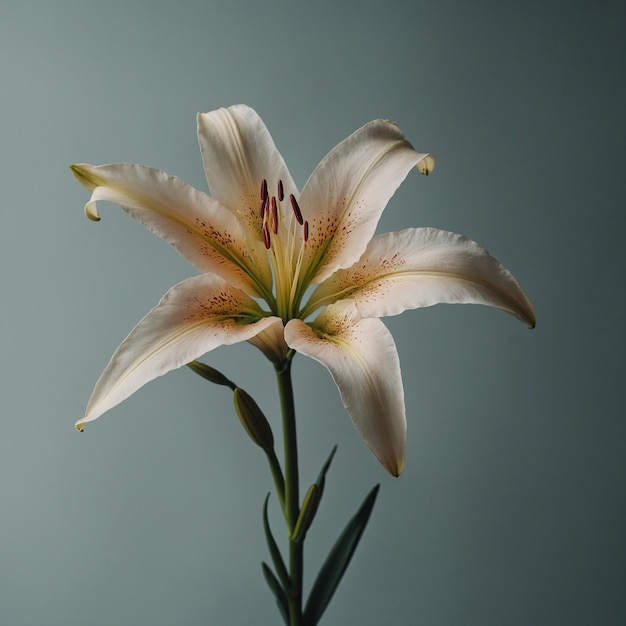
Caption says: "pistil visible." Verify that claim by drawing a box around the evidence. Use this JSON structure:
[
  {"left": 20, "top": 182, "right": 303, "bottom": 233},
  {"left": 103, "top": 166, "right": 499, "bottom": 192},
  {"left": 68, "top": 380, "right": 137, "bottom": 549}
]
[{"left": 271, "top": 196, "right": 278, "bottom": 234}]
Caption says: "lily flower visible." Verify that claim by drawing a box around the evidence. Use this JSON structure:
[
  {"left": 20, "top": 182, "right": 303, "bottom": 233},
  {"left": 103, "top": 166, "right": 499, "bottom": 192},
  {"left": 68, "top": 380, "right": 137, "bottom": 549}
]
[{"left": 71, "top": 104, "right": 535, "bottom": 475}]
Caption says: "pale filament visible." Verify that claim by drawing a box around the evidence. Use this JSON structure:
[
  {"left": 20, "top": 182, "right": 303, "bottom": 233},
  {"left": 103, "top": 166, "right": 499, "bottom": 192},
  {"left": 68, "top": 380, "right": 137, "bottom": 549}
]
[{"left": 259, "top": 178, "right": 309, "bottom": 317}]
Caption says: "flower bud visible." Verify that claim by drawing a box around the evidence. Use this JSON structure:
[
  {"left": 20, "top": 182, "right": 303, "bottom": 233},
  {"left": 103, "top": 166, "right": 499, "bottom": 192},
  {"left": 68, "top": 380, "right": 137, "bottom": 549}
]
[
  {"left": 187, "top": 361, "right": 236, "bottom": 389},
  {"left": 291, "top": 483, "right": 320, "bottom": 543},
  {"left": 233, "top": 388, "right": 274, "bottom": 452}
]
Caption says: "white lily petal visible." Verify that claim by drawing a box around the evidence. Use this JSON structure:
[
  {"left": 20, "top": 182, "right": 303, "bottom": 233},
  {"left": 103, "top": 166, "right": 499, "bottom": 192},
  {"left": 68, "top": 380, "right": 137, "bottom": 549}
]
[
  {"left": 71, "top": 163, "right": 272, "bottom": 297},
  {"left": 246, "top": 316, "right": 289, "bottom": 364},
  {"left": 308, "top": 228, "right": 536, "bottom": 328},
  {"left": 197, "top": 105, "right": 299, "bottom": 238},
  {"left": 284, "top": 304, "right": 406, "bottom": 476},
  {"left": 73, "top": 106, "right": 536, "bottom": 478},
  {"left": 77, "top": 274, "right": 277, "bottom": 430},
  {"left": 298, "top": 119, "right": 434, "bottom": 285}
]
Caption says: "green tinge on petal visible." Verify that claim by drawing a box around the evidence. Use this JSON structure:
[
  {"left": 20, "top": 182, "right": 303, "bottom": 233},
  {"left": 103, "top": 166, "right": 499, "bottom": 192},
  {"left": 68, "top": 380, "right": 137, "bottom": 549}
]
[
  {"left": 297, "top": 119, "right": 436, "bottom": 287},
  {"left": 77, "top": 274, "right": 277, "bottom": 429},
  {"left": 197, "top": 105, "right": 299, "bottom": 245},
  {"left": 306, "top": 228, "right": 536, "bottom": 329},
  {"left": 71, "top": 162, "right": 273, "bottom": 299},
  {"left": 284, "top": 305, "right": 406, "bottom": 476}
]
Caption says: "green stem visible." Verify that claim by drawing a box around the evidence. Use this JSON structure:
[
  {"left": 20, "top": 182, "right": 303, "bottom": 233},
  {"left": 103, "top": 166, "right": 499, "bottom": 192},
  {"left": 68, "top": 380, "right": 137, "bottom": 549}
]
[{"left": 275, "top": 356, "right": 303, "bottom": 626}]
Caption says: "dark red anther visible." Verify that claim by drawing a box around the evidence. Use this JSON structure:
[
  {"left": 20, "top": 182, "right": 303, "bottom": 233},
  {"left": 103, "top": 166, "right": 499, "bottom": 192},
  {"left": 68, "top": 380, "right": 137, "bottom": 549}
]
[
  {"left": 262, "top": 223, "right": 271, "bottom": 249},
  {"left": 290, "top": 194, "right": 303, "bottom": 225},
  {"left": 303, "top": 220, "right": 309, "bottom": 242},
  {"left": 271, "top": 197, "right": 278, "bottom": 234},
  {"left": 277, "top": 180, "right": 284, "bottom": 202},
  {"left": 260, "top": 179, "right": 268, "bottom": 201},
  {"left": 259, "top": 195, "right": 268, "bottom": 219}
]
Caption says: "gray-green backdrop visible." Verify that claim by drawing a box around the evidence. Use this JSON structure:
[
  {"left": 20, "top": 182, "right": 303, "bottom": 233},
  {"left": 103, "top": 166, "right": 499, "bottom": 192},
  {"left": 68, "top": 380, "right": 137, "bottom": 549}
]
[{"left": 1, "top": 0, "right": 624, "bottom": 624}]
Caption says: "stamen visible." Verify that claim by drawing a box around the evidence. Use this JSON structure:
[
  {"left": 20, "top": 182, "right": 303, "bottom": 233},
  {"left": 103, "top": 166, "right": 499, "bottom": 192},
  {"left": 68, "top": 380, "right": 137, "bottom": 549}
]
[
  {"left": 262, "top": 223, "right": 271, "bottom": 249},
  {"left": 271, "top": 196, "right": 278, "bottom": 234},
  {"left": 290, "top": 194, "right": 303, "bottom": 225},
  {"left": 259, "top": 179, "right": 269, "bottom": 218},
  {"left": 277, "top": 180, "right": 284, "bottom": 202},
  {"left": 303, "top": 220, "right": 309, "bottom": 242}
]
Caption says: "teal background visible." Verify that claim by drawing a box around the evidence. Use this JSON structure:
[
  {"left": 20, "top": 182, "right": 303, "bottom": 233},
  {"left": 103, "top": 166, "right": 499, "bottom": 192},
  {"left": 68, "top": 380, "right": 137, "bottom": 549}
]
[{"left": 1, "top": 0, "right": 624, "bottom": 624}]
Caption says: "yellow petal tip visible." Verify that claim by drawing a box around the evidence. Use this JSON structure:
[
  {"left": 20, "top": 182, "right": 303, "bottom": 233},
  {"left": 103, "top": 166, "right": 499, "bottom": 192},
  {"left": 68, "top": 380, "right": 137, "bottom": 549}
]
[
  {"left": 69, "top": 163, "right": 90, "bottom": 182},
  {"left": 417, "top": 153, "right": 436, "bottom": 176},
  {"left": 84, "top": 201, "right": 101, "bottom": 221},
  {"left": 384, "top": 457, "right": 404, "bottom": 477}
]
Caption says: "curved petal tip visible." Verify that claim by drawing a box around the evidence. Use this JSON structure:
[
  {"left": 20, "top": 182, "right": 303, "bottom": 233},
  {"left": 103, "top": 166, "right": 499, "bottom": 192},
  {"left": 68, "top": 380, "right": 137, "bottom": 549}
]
[
  {"left": 416, "top": 153, "right": 436, "bottom": 176},
  {"left": 84, "top": 201, "right": 101, "bottom": 221},
  {"left": 70, "top": 164, "right": 102, "bottom": 221}
]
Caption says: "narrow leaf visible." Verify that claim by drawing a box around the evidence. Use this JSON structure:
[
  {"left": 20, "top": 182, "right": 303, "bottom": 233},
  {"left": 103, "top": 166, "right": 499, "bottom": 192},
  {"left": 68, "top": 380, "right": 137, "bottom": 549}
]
[
  {"left": 315, "top": 444, "right": 338, "bottom": 497},
  {"left": 304, "top": 484, "right": 380, "bottom": 626},
  {"left": 262, "top": 562, "right": 289, "bottom": 625},
  {"left": 263, "top": 494, "right": 291, "bottom": 591}
]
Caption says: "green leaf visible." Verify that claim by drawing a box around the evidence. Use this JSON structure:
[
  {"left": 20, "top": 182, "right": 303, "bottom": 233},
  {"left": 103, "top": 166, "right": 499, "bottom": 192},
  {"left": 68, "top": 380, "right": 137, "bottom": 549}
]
[
  {"left": 315, "top": 445, "right": 338, "bottom": 498},
  {"left": 262, "top": 494, "right": 291, "bottom": 591},
  {"left": 303, "top": 484, "right": 380, "bottom": 626},
  {"left": 261, "top": 562, "right": 289, "bottom": 625}
]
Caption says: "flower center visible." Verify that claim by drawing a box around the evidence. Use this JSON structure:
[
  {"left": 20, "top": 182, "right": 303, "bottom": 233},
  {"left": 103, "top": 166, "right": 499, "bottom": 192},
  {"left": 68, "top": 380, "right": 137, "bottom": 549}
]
[
  {"left": 259, "top": 179, "right": 309, "bottom": 250},
  {"left": 258, "top": 178, "right": 309, "bottom": 319}
]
